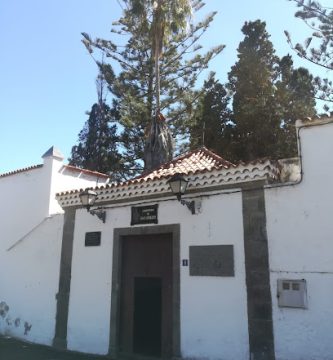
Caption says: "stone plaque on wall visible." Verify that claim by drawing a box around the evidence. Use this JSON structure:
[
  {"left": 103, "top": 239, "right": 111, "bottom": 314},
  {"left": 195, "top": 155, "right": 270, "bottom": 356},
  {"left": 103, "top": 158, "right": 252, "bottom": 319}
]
[{"left": 189, "top": 245, "right": 234, "bottom": 276}]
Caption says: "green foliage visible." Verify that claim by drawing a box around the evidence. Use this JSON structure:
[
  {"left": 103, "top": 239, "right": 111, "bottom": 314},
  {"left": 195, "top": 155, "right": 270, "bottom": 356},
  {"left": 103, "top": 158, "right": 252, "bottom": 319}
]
[
  {"left": 69, "top": 100, "right": 124, "bottom": 181},
  {"left": 228, "top": 20, "right": 281, "bottom": 161},
  {"left": 227, "top": 20, "right": 316, "bottom": 162},
  {"left": 188, "top": 73, "right": 234, "bottom": 159},
  {"left": 82, "top": 0, "right": 224, "bottom": 172},
  {"left": 76, "top": 7, "right": 318, "bottom": 172},
  {"left": 285, "top": 0, "right": 333, "bottom": 107},
  {"left": 275, "top": 55, "right": 316, "bottom": 156}
]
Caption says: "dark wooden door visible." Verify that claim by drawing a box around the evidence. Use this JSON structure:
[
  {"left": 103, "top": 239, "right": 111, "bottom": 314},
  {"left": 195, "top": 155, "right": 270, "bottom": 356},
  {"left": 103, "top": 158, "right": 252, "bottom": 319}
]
[{"left": 119, "top": 234, "right": 173, "bottom": 358}]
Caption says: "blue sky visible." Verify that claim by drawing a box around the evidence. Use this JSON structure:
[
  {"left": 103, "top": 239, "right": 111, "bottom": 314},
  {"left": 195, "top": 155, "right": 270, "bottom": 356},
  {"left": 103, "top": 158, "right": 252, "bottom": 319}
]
[{"left": 0, "top": 0, "right": 331, "bottom": 173}]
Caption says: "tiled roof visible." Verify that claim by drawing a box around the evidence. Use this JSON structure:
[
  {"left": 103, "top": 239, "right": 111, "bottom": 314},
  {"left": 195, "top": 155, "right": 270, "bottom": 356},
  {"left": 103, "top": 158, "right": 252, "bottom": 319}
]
[
  {"left": 56, "top": 147, "right": 281, "bottom": 208},
  {"left": 0, "top": 164, "right": 43, "bottom": 178},
  {"left": 0, "top": 164, "right": 109, "bottom": 180},
  {"left": 64, "top": 165, "right": 109, "bottom": 179},
  {"left": 131, "top": 147, "right": 234, "bottom": 182}
]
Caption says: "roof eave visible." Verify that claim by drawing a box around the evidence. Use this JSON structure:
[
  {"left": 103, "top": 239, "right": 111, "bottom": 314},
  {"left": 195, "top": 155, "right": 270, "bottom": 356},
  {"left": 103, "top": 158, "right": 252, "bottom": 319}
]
[{"left": 56, "top": 161, "right": 280, "bottom": 209}]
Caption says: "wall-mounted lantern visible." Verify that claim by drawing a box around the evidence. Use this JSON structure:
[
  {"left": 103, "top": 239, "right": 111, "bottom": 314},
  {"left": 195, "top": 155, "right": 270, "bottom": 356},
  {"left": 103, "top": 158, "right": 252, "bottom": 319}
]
[
  {"left": 79, "top": 189, "right": 106, "bottom": 223},
  {"left": 167, "top": 173, "right": 196, "bottom": 214}
]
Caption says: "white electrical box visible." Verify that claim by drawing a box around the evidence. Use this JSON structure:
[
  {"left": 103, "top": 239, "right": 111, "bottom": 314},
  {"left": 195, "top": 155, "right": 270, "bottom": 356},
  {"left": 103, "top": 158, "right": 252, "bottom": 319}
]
[{"left": 277, "top": 279, "right": 307, "bottom": 309}]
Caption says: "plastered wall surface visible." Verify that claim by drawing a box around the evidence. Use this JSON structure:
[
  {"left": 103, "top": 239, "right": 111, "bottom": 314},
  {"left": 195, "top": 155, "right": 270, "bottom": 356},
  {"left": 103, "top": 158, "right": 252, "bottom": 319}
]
[
  {"left": 0, "top": 155, "right": 108, "bottom": 251},
  {"left": 67, "top": 192, "right": 250, "bottom": 359},
  {"left": 49, "top": 161, "right": 109, "bottom": 215},
  {"left": 265, "top": 122, "right": 333, "bottom": 360},
  {"left": 0, "top": 214, "right": 63, "bottom": 345},
  {"left": 3, "top": 122, "right": 333, "bottom": 359},
  {"left": 0, "top": 167, "right": 51, "bottom": 252},
  {"left": 0, "top": 152, "right": 108, "bottom": 346},
  {"left": 0, "top": 165, "right": 58, "bottom": 344}
]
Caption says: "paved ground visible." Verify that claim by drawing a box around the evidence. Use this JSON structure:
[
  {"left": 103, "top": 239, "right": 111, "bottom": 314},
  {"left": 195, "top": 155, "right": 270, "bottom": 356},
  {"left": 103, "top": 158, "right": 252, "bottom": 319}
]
[{"left": 0, "top": 336, "right": 106, "bottom": 360}]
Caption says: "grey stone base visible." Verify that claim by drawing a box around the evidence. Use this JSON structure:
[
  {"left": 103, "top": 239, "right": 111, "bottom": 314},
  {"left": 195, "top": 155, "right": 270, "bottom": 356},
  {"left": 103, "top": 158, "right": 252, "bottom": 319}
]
[{"left": 52, "top": 336, "right": 67, "bottom": 350}]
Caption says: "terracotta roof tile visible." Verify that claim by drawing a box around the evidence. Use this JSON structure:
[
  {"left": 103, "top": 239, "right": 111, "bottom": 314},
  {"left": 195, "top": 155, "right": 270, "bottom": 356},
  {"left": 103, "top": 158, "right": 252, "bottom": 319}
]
[
  {"left": 57, "top": 147, "right": 281, "bottom": 203},
  {"left": 56, "top": 156, "right": 280, "bottom": 207},
  {"left": 57, "top": 147, "right": 234, "bottom": 197},
  {"left": 0, "top": 164, "right": 43, "bottom": 178},
  {"left": 130, "top": 146, "right": 234, "bottom": 182}
]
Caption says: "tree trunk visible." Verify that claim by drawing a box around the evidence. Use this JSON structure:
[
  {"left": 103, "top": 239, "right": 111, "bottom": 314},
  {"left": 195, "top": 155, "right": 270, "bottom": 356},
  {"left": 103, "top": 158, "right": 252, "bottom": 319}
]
[
  {"left": 143, "top": 1, "right": 173, "bottom": 171},
  {"left": 155, "top": 30, "right": 161, "bottom": 112}
]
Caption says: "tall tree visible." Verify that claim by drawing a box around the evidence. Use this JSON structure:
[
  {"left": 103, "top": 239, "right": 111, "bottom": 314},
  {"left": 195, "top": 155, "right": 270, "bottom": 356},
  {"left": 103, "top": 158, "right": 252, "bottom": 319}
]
[
  {"left": 275, "top": 55, "right": 316, "bottom": 156},
  {"left": 145, "top": 0, "right": 192, "bottom": 170},
  {"left": 228, "top": 20, "right": 316, "bottom": 162},
  {"left": 188, "top": 73, "right": 234, "bottom": 159},
  {"left": 285, "top": 0, "right": 333, "bottom": 106},
  {"left": 228, "top": 20, "right": 282, "bottom": 161},
  {"left": 69, "top": 75, "right": 123, "bottom": 181},
  {"left": 82, "top": 0, "right": 224, "bottom": 171}
]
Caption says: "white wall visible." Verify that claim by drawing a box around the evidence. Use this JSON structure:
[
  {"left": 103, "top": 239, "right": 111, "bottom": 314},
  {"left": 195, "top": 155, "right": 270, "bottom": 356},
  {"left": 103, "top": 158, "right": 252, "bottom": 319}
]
[
  {"left": 0, "top": 149, "right": 108, "bottom": 344},
  {"left": 0, "top": 166, "right": 51, "bottom": 252},
  {"left": 5, "top": 121, "right": 333, "bottom": 358},
  {"left": 67, "top": 192, "right": 250, "bottom": 359},
  {"left": 49, "top": 165, "right": 109, "bottom": 215},
  {"left": 266, "top": 121, "right": 333, "bottom": 360},
  {"left": 0, "top": 214, "right": 63, "bottom": 345},
  {"left": 0, "top": 152, "right": 108, "bottom": 252}
]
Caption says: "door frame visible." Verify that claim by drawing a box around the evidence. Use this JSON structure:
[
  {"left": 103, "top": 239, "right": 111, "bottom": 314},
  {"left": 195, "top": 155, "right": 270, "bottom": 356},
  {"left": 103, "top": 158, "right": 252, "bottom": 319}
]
[{"left": 108, "top": 224, "right": 180, "bottom": 359}]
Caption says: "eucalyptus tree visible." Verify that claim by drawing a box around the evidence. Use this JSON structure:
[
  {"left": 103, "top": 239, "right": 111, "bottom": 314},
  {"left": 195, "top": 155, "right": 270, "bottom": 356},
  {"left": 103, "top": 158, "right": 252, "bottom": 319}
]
[{"left": 82, "top": 0, "right": 224, "bottom": 171}]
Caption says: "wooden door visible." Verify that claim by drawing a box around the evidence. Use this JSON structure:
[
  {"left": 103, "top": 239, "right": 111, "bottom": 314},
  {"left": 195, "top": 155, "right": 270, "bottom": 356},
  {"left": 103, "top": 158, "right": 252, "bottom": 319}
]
[{"left": 119, "top": 233, "right": 173, "bottom": 358}]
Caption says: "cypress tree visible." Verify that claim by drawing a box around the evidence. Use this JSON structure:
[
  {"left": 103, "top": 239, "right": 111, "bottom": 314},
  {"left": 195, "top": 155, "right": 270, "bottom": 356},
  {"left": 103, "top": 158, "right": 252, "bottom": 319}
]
[
  {"left": 275, "top": 55, "right": 316, "bottom": 157},
  {"left": 228, "top": 20, "right": 281, "bottom": 161},
  {"left": 69, "top": 75, "right": 123, "bottom": 181},
  {"left": 189, "top": 74, "right": 234, "bottom": 159},
  {"left": 228, "top": 20, "right": 316, "bottom": 161}
]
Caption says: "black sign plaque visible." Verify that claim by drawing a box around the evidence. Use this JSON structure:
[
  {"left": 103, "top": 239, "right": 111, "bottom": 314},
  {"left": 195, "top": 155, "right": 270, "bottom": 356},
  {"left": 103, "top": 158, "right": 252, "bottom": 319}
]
[
  {"left": 131, "top": 204, "right": 158, "bottom": 225},
  {"left": 85, "top": 232, "right": 101, "bottom": 247}
]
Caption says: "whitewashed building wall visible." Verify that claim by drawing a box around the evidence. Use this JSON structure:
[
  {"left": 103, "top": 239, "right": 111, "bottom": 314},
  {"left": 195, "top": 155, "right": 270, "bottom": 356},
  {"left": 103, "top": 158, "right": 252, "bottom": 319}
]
[
  {"left": 0, "top": 214, "right": 63, "bottom": 344},
  {"left": 0, "top": 147, "right": 108, "bottom": 344},
  {"left": 265, "top": 120, "right": 333, "bottom": 360},
  {"left": 1, "top": 118, "right": 333, "bottom": 360},
  {"left": 67, "top": 192, "right": 250, "bottom": 359}
]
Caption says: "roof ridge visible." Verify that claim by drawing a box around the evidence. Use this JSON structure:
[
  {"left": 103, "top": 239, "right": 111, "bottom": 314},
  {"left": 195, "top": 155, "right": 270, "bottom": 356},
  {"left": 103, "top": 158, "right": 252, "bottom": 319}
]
[
  {"left": 197, "top": 146, "right": 235, "bottom": 167},
  {"left": 0, "top": 164, "right": 43, "bottom": 178},
  {"left": 135, "top": 147, "right": 233, "bottom": 180}
]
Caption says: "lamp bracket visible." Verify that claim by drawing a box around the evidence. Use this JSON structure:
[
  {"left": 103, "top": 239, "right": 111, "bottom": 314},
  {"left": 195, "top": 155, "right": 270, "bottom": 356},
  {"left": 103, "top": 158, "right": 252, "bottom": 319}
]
[
  {"left": 88, "top": 208, "right": 106, "bottom": 223},
  {"left": 180, "top": 199, "right": 196, "bottom": 215}
]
